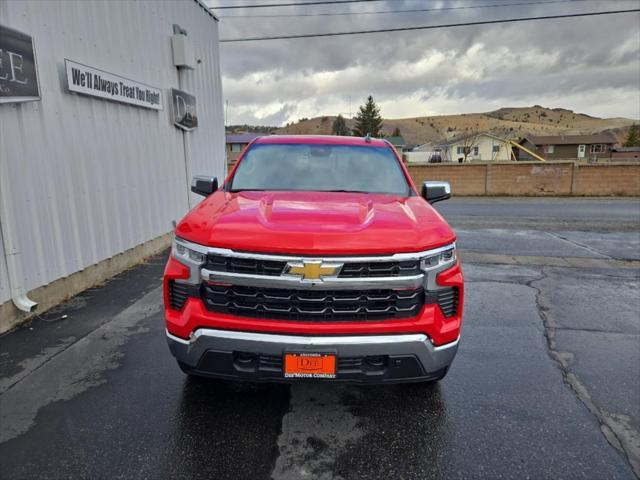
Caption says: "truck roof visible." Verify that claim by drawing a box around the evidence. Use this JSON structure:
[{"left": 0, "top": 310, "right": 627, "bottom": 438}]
[{"left": 253, "top": 135, "right": 389, "bottom": 147}]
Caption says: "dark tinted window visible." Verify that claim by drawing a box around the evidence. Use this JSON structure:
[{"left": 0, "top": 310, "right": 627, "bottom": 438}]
[{"left": 230, "top": 144, "right": 410, "bottom": 195}]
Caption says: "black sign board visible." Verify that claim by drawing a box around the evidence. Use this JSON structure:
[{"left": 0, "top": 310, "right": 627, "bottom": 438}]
[
  {"left": 0, "top": 25, "right": 40, "bottom": 103},
  {"left": 171, "top": 88, "right": 198, "bottom": 131}
]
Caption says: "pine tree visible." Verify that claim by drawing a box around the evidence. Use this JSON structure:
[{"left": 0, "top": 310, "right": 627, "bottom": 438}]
[
  {"left": 623, "top": 124, "right": 640, "bottom": 147},
  {"left": 331, "top": 114, "right": 349, "bottom": 136},
  {"left": 391, "top": 127, "right": 401, "bottom": 137},
  {"left": 352, "top": 96, "right": 383, "bottom": 137}
]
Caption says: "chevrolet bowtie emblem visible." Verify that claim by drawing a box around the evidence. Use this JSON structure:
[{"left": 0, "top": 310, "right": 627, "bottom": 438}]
[{"left": 285, "top": 260, "right": 343, "bottom": 281}]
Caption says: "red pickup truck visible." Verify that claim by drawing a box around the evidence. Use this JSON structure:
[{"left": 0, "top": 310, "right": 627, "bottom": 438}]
[{"left": 164, "top": 135, "right": 463, "bottom": 383}]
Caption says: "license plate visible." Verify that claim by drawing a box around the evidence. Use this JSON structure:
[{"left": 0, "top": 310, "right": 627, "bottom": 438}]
[{"left": 284, "top": 352, "right": 336, "bottom": 379}]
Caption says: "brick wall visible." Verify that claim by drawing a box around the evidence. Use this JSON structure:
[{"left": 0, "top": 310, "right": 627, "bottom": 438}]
[
  {"left": 406, "top": 162, "right": 640, "bottom": 196},
  {"left": 572, "top": 164, "right": 640, "bottom": 196},
  {"left": 408, "top": 164, "right": 487, "bottom": 195},
  {"left": 223, "top": 160, "right": 639, "bottom": 196},
  {"left": 487, "top": 163, "right": 573, "bottom": 195}
]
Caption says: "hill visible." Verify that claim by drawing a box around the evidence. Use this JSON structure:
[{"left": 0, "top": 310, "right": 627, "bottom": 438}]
[{"left": 277, "top": 106, "right": 637, "bottom": 145}]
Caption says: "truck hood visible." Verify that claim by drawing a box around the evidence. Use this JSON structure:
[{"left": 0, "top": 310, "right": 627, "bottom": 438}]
[{"left": 176, "top": 191, "right": 456, "bottom": 255}]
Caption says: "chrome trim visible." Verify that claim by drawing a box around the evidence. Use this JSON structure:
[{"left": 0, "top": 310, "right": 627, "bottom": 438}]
[
  {"left": 175, "top": 237, "right": 457, "bottom": 290},
  {"left": 424, "top": 181, "right": 451, "bottom": 196},
  {"left": 283, "top": 260, "right": 344, "bottom": 281},
  {"left": 433, "top": 336, "right": 460, "bottom": 350},
  {"left": 176, "top": 236, "right": 455, "bottom": 264},
  {"left": 204, "top": 270, "right": 425, "bottom": 290},
  {"left": 167, "top": 328, "right": 460, "bottom": 349},
  {"left": 167, "top": 329, "right": 191, "bottom": 345}
]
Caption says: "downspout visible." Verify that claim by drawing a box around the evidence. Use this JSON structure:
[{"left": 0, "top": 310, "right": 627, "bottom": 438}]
[
  {"left": 0, "top": 128, "right": 37, "bottom": 312},
  {"left": 173, "top": 24, "right": 193, "bottom": 211}
]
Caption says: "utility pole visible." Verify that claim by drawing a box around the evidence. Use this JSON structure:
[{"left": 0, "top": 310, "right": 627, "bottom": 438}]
[
  {"left": 348, "top": 95, "right": 352, "bottom": 119},
  {"left": 225, "top": 99, "right": 229, "bottom": 127}
]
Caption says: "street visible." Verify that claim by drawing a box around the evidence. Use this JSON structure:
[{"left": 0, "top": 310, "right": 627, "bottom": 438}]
[{"left": 1, "top": 197, "right": 638, "bottom": 479}]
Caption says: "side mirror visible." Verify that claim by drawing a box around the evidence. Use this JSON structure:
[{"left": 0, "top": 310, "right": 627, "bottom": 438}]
[
  {"left": 191, "top": 175, "right": 218, "bottom": 197},
  {"left": 422, "top": 181, "right": 451, "bottom": 204}
]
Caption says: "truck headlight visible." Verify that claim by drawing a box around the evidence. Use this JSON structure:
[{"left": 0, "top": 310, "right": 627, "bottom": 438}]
[
  {"left": 420, "top": 244, "right": 456, "bottom": 271},
  {"left": 173, "top": 237, "right": 206, "bottom": 266}
]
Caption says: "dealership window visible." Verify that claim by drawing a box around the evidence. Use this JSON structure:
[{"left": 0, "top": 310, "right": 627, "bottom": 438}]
[
  {"left": 590, "top": 144, "right": 605, "bottom": 153},
  {"left": 457, "top": 146, "right": 463, "bottom": 154},
  {"left": 544, "top": 145, "right": 555, "bottom": 153},
  {"left": 231, "top": 143, "right": 243, "bottom": 153},
  {"left": 492, "top": 145, "right": 500, "bottom": 153},
  {"left": 473, "top": 147, "right": 479, "bottom": 156}
]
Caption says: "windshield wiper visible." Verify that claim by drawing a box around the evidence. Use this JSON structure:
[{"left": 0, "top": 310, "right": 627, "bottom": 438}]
[{"left": 321, "top": 189, "right": 371, "bottom": 194}]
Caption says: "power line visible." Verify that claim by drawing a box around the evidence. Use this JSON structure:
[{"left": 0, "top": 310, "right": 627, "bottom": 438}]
[
  {"left": 220, "top": 8, "right": 639, "bottom": 42},
  {"left": 211, "top": 0, "right": 389, "bottom": 10},
  {"left": 219, "top": 0, "right": 592, "bottom": 18}
]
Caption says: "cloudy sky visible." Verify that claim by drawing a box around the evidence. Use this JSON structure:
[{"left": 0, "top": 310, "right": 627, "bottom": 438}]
[{"left": 207, "top": 0, "right": 640, "bottom": 126}]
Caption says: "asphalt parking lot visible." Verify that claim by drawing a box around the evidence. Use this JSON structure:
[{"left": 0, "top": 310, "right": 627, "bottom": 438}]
[{"left": 1, "top": 197, "right": 638, "bottom": 479}]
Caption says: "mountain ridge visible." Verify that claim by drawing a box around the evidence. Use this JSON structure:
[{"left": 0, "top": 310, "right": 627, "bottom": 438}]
[{"left": 269, "top": 106, "right": 637, "bottom": 145}]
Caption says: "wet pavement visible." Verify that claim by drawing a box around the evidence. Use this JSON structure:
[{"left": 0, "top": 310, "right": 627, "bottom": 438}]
[{"left": 1, "top": 197, "right": 638, "bottom": 479}]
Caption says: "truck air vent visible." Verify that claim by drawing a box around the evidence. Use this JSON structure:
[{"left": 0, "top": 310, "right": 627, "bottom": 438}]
[
  {"left": 338, "top": 260, "right": 420, "bottom": 278},
  {"left": 202, "top": 285, "right": 425, "bottom": 322},
  {"left": 168, "top": 281, "right": 190, "bottom": 310},
  {"left": 436, "top": 287, "right": 459, "bottom": 317},
  {"left": 205, "top": 255, "right": 286, "bottom": 276}
]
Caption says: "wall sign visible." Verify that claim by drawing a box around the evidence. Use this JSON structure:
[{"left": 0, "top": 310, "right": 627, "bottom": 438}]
[
  {"left": 0, "top": 25, "right": 40, "bottom": 104},
  {"left": 171, "top": 88, "right": 198, "bottom": 131},
  {"left": 64, "top": 59, "right": 162, "bottom": 110}
]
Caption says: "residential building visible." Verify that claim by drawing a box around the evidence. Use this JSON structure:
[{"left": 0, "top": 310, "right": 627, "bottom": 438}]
[
  {"left": 432, "top": 133, "right": 515, "bottom": 162},
  {"left": 517, "top": 134, "right": 616, "bottom": 161},
  {"left": 226, "top": 133, "right": 261, "bottom": 163},
  {"left": 610, "top": 146, "right": 640, "bottom": 162},
  {"left": 386, "top": 135, "right": 406, "bottom": 154}
]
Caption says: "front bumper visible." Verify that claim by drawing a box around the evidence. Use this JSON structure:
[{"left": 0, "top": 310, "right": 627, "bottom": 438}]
[{"left": 167, "top": 328, "right": 459, "bottom": 383}]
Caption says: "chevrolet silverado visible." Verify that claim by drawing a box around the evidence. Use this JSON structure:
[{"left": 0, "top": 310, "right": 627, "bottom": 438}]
[{"left": 164, "top": 135, "right": 463, "bottom": 383}]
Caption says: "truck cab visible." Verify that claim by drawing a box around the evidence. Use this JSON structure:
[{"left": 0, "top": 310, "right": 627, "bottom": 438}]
[{"left": 164, "top": 135, "right": 463, "bottom": 383}]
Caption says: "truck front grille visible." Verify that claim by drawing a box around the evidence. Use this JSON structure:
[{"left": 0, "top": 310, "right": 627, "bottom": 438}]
[
  {"left": 202, "top": 284, "right": 425, "bottom": 322},
  {"left": 338, "top": 260, "right": 420, "bottom": 278},
  {"left": 204, "top": 254, "right": 420, "bottom": 279},
  {"left": 205, "top": 255, "right": 286, "bottom": 276}
]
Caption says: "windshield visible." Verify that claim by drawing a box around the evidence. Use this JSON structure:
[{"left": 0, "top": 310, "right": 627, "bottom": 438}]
[{"left": 230, "top": 143, "right": 411, "bottom": 195}]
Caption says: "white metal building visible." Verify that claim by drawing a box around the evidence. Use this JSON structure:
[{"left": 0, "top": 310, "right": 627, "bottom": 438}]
[{"left": 0, "top": 0, "right": 226, "bottom": 332}]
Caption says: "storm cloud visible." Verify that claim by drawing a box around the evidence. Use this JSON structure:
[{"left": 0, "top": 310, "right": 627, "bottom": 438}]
[{"left": 209, "top": 0, "right": 640, "bottom": 125}]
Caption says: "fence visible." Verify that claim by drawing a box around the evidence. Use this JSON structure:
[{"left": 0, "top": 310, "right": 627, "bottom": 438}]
[{"left": 407, "top": 161, "right": 640, "bottom": 196}]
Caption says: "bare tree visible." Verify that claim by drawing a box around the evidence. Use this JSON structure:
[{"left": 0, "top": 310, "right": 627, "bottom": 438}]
[{"left": 456, "top": 129, "right": 482, "bottom": 162}]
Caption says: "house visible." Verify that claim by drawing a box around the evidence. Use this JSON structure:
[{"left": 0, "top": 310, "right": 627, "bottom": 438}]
[
  {"left": 386, "top": 135, "right": 406, "bottom": 154},
  {"left": 517, "top": 134, "right": 615, "bottom": 161},
  {"left": 610, "top": 146, "right": 640, "bottom": 162},
  {"left": 432, "top": 133, "right": 515, "bottom": 162},
  {"left": 226, "top": 133, "right": 261, "bottom": 163}
]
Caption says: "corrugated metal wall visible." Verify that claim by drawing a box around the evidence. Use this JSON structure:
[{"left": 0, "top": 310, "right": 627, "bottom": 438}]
[{"left": 0, "top": 0, "right": 225, "bottom": 304}]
